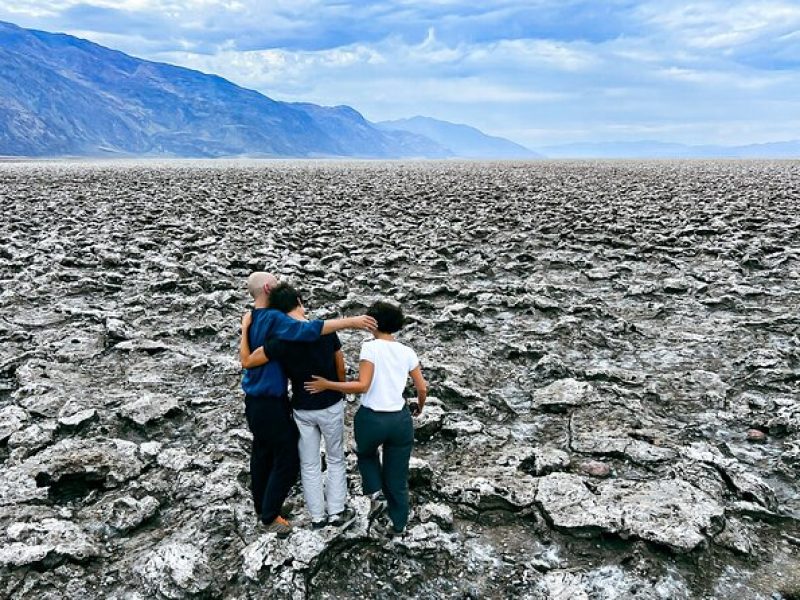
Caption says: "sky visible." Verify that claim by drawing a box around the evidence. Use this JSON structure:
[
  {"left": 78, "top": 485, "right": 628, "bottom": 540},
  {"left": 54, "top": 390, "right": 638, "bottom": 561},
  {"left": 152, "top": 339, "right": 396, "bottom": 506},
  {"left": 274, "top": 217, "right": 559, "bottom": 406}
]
[{"left": 1, "top": 0, "right": 799, "bottom": 148}]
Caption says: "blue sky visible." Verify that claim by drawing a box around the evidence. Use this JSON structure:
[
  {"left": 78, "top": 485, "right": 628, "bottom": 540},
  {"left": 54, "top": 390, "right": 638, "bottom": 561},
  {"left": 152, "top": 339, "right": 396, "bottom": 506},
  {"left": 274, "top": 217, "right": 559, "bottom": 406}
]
[{"left": 2, "top": 0, "right": 799, "bottom": 147}]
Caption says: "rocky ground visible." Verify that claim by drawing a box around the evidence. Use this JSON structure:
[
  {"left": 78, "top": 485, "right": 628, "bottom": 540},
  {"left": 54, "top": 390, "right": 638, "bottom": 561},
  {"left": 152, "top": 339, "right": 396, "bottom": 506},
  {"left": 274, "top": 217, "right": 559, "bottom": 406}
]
[{"left": 0, "top": 159, "right": 798, "bottom": 599}]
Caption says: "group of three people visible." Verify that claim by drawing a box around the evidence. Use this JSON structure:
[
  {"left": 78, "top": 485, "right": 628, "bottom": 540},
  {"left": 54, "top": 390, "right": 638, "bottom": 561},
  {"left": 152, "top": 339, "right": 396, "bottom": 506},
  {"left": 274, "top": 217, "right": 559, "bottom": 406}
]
[{"left": 239, "top": 272, "right": 428, "bottom": 538}]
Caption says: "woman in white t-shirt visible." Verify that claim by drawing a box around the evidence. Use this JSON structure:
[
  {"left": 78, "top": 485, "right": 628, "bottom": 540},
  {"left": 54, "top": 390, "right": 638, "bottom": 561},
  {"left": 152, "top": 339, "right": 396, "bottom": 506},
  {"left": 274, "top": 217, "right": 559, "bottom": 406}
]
[{"left": 305, "top": 301, "right": 428, "bottom": 535}]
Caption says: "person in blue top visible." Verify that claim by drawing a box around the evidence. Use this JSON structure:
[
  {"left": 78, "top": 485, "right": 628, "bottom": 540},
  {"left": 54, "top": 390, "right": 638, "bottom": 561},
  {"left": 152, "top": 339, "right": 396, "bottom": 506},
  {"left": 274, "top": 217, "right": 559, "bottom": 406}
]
[{"left": 239, "top": 272, "right": 376, "bottom": 538}]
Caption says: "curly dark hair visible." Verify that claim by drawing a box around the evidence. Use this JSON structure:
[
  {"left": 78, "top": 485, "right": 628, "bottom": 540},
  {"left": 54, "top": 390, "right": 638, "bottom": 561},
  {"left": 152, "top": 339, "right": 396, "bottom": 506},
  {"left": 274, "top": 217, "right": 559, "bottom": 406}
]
[{"left": 367, "top": 300, "right": 404, "bottom": 333}]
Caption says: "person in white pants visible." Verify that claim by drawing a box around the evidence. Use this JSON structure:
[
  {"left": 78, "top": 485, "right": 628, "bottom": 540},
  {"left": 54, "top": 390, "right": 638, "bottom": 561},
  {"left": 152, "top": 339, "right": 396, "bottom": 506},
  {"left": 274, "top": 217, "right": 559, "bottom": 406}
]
[
  {"left": 293, "top": 401, "right": 347, "bottom": 524},
  {"left": 262, "top": 283, "right": 355, "bottom": 528}
]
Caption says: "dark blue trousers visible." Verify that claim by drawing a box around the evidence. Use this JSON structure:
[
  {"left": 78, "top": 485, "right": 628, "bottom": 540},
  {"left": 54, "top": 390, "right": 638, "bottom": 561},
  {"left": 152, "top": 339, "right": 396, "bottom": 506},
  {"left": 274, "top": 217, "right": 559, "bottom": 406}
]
[
  {"left": 245, "top": 395, "right": 299, "bottom": 524},
  {"left": 354, "top": 405, "right": 414, "bottom": 531}
]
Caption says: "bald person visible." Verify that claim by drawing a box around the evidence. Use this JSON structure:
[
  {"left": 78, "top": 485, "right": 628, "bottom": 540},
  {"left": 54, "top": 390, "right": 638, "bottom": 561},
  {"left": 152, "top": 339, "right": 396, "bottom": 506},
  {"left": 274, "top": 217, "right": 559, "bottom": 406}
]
[{"left": 238, "top": 271, "right": 375, "bottom": 538}]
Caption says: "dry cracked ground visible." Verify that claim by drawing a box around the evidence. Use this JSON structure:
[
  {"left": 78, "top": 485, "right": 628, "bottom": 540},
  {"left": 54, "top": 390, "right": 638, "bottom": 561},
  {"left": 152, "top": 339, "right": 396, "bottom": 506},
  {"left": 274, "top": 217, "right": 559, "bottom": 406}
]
[{"left": 0, "top": 159, "right": 798, "bottom": 599}]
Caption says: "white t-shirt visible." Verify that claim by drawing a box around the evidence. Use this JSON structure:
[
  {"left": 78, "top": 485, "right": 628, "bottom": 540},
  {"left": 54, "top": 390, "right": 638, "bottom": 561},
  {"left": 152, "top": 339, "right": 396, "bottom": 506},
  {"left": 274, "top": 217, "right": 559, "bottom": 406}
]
[{"left": 359, "top": 339, "right": 419, "bottom": 412}]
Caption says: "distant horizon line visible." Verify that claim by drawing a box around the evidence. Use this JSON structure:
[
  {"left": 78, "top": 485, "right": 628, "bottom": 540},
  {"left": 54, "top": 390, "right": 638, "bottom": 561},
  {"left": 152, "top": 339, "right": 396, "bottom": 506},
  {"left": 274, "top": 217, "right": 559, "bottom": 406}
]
[{"left": 2, "top": 155, "right": 798, "bottom": 163}]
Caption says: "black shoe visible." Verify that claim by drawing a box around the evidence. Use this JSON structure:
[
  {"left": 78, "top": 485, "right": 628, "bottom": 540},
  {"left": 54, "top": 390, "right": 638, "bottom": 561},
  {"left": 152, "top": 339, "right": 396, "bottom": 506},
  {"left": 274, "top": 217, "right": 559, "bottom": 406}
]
[
  {"left": 372, "top": 516, "right": 405, "bottom": 538},
  {"left": 368, "top": 492, "right": 387, "bottom": 520},
  {"left": 311, "top": 520, "right": 328, "bottom": 530},
  {"left": 329, "top": 506, "right": 356, "bottom": 527}
]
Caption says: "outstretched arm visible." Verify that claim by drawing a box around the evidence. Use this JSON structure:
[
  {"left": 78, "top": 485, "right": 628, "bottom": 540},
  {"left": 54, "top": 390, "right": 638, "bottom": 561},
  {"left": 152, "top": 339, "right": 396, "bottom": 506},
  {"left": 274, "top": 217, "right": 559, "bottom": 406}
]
[
  {"left": 321, "top": 315, "right": 377, "bottom": 336},
  {"left": 305, "top": 359, "right": 374, "bottom": 395},
  {"left": 239, "top": 311, "right": 269, "bottom": 369},
  {"left": 271, "top": 312, "right": 377, "bottom": 341}
]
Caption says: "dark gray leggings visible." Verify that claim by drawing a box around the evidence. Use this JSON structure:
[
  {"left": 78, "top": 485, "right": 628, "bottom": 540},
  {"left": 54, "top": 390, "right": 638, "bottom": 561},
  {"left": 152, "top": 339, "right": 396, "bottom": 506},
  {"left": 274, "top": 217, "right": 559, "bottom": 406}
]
[{"left": 354, "top": 405, "right": 414, "bottom": 531}]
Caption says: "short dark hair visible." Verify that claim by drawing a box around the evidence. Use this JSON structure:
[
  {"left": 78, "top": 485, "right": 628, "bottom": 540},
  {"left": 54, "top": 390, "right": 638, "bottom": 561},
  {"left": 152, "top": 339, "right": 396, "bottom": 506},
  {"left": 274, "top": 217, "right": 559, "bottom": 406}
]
[
  {"left": 367, "top": 301, "right": 404, "bottom": 333},
  {"left": 269, "top": 283, "right": 302, "bottom": 313}
]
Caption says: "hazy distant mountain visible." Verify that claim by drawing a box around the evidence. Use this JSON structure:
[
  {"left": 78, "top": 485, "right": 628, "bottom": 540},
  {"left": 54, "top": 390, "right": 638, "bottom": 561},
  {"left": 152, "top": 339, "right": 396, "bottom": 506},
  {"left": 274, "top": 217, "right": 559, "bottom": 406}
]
[
  {"left": 289, "top": 103, "right": 451, "bottom": 158},
  {"left": 377, "top": 116, "right": 541, "bottom": 159},
  {"left": 0, "top": 21, "right": 448, "bottom": 158},
  {"left": 539, "top": 140, "right": 800, "bottom": 159}
]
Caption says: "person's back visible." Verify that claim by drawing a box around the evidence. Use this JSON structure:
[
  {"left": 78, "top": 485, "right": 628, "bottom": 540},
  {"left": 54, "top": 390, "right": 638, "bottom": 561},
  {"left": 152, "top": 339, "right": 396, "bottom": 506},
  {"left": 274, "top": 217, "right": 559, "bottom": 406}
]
[
  {"left": 304, "top": 300, "right": 428, "bottom": 536},
  {"left": 268, "top": 334, "right": 343, "bottom": 411},
  {"left": 238, "top": 272, "right": 377, "bottom": 536},
  {"left": 358, "top": 339, "right": 418, "bottom": 412},
  {"left": 242, "top": 307, "right": 323, "bottom": 398},
  {"left": 264, "top": 283, "right": 353, "bottom": 527}
]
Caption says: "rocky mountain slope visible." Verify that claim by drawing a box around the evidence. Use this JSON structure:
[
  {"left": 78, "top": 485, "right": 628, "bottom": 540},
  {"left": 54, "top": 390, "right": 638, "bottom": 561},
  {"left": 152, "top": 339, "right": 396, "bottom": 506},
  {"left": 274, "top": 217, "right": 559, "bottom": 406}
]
[
  {"left": 0, "top": 160, "right": 798, "bottom": 599},
  {"left": 0, "top": 21, "right": 449, "bottom": 158}
]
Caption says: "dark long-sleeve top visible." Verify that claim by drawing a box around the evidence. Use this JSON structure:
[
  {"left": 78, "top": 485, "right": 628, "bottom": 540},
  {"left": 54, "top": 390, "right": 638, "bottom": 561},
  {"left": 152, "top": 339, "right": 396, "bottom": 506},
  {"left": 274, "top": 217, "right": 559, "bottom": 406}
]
[{"left": 241, "top": 308, "right": 323, "bottom": 398}]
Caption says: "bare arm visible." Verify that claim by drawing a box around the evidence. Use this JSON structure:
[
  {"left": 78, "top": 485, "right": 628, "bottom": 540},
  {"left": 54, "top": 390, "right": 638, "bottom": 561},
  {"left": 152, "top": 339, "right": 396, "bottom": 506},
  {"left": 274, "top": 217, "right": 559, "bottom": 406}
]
[
  {"left": 321, "top": 315, "right": 377, "bottom": 335},
  {"left": 334, "top": 350, "right": 346, "bottom": 382},
  {"left": 305, "top": 360, "right": 374, "bottom": 394},
  {"left": 409, "top": 366, "right": 428, "bottom": 415},
  {"left": 239, "top": 311, "right": 270, "bottom": 369}
]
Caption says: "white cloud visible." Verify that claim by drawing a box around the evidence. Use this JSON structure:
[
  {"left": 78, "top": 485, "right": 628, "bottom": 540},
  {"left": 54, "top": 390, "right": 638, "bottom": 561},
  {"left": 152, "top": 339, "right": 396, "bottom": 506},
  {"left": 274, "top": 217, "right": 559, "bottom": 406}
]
[
  {"left": 2, "top": 0, "right": 799, "bottom": 146},
  {"left": 638, "top": 1, "right": 800, "bottom": 49}
]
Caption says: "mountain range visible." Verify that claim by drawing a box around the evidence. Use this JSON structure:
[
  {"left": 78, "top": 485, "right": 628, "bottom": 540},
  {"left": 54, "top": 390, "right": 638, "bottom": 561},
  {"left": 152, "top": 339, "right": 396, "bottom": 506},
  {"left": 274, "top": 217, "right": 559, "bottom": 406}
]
[
  {"left": 0, "top": 21, "right": 522, "bottom": 159},
  {"left": 376, "top": 117, "right": 540, "bottom": 158},
  {"left": 0, "top": 20, "right": 797, "bottom": 159}
]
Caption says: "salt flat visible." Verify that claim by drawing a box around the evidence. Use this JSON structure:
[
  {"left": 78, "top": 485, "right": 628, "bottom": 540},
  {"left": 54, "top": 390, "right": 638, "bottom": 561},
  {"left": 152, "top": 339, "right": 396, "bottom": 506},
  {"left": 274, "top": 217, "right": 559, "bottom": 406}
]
[{"left": 0, "top": 160, "right": 798, "bottom": 599}]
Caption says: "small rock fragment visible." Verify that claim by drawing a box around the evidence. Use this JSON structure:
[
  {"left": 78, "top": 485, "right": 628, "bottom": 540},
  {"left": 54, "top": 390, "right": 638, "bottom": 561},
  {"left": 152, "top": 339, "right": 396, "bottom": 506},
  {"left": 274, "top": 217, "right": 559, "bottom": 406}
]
[
  {"left": 119, "top": 393, "right": 180, "bottom": 426},
  {"left": 579, "top": 460, "right": 611, "bottom": 478}
]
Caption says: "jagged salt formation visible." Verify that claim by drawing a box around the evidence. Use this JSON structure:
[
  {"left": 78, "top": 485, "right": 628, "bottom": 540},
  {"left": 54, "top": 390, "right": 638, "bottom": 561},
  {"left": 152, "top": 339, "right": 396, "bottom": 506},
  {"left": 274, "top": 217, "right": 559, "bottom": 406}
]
[{"left": 0, "top": 159, "right": 798, "bottom": 599}]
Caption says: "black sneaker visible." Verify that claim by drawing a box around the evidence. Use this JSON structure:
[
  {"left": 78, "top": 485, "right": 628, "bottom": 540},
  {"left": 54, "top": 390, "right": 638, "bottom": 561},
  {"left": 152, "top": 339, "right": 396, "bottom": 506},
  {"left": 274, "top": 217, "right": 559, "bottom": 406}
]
[
  {"left": 311, "top": 520, "right": 328, "bottom": 530},
  {"left": 329, "top": 506, "right": 356, "bottom": 527},
  {"left": 372, "top": 516, "right": 405, "bottom": 538},
  {"left": 368, "top": 492, "right": 387, "bottom": 520}
]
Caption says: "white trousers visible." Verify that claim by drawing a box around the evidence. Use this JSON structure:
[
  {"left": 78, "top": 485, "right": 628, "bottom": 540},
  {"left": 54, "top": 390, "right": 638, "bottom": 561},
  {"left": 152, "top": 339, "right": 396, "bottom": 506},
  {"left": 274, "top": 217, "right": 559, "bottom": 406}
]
[{"left": 293, "top": 400, "right": 347, "bottom": 520}]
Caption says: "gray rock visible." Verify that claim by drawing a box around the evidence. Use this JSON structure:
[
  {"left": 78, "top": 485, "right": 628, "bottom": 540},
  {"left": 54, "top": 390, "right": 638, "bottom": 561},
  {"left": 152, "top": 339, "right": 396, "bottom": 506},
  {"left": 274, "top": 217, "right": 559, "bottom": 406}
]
[
  {"left": 119, "top": 393, "right": 180, "bottom": 426},
  {"left": 242, "top": 529, "right": 328, "bottom": 581},
  {"left": 680, "top": 443, "right": 777, "bottom": 510},
  {"left": 104, "top": 495, "right": 160, "bottom": 532},
  {"left": 0, "top": 465, "right": 49, "bottom": 506},
  {"left": 442, "top": 415, "right": 484, "bottom": 437},
  {"left": 0, "top": 405, "right": 28, "bottom": 442},
  {"left": 414, "top": 399, "right": 445, "bottom": 440},
  {"left": 0, "top": 518, "right": 101, "bottom": 567},
  {"left": 570, "top": 403, "right": 676, "bottom": 464},
  {"left": 114, "top": 339, "right": 171, "bottom": 354},
  {"left": 714, "top": 516, "right": 755, "bottom": 555},
  {"left": 536, "top": 473, "right": 724, "bottom": 551},
  {"left": 529, "top": 448, "right": 571, "bottom": 476},
  {"left": 134, "top": 542, "right": 215, "bottom": 599},
  {"left": 139, "top": 441, "right": 163, "bottom": 461},
  {"left": 57, "top": 405, "right": 98, "bottom": 429},
  {"left": 156, "top": 448, "right": 193, "bottom": 472},
  {"left": 409, "top": 457, "right": 434, "bottom": 488},
  {"left": 537, "top": 566, "right": 691, "bottom": 600},
  {"left": 751, "top": 397, "right": 800, "bottom": 436},
  {"left": 533, "top": 379, "right": 599, "bottom": 412},
  {"left": 22, "top": 437, "right": 145, "bottom": 491},
  {"left": 418, "top": 502, "right": 454, "bottom": 530},
  {"left": 7, "top": 421, "right": 57, "bottom": 454},
  {"left": 105, "top": 317, "right": 133, "bottom": 341}
]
